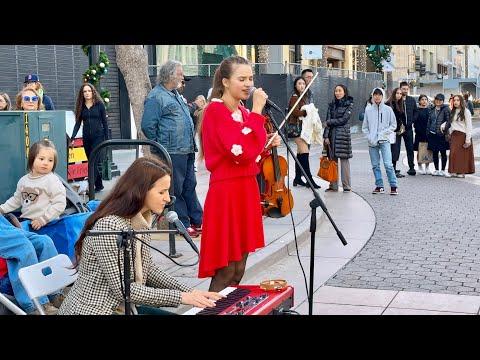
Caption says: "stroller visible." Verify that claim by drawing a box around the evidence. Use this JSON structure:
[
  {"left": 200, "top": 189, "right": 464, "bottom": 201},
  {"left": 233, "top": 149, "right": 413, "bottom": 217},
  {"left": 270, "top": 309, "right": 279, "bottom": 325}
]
[{"left": 0, "top": 175, "right": 96, "bottom": 315}]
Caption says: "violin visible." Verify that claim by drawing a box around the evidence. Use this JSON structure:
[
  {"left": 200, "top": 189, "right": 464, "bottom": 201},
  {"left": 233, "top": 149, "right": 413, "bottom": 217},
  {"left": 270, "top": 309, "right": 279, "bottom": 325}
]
[{"left": 259, "top": 114, "right": 294, "bottom": 218}]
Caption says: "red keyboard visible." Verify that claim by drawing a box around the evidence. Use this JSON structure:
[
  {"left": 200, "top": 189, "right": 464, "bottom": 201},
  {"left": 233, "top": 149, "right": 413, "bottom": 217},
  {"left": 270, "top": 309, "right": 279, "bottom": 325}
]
[{"left": 183, "top": 285, "right": 294, "bottom": 315}]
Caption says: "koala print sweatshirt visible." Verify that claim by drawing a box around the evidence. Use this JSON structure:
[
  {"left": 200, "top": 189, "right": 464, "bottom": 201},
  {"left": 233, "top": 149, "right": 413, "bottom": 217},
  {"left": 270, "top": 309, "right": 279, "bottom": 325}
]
[{"left": 0, "top": 172, "right": 66, "bottom": 226}]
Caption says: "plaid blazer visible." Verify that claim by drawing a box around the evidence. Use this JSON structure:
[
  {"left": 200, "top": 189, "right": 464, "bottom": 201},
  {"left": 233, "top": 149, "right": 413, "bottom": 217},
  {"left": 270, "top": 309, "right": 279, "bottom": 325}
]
[{"left": 58, "top": 214, "right": 193, "bottom": 315}]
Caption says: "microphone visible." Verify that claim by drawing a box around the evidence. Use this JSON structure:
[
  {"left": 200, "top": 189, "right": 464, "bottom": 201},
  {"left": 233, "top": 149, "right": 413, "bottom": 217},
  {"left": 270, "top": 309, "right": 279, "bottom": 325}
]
[
  {"left": 165, "top": 211, "right": 199, "bottom": 254},
  {"left": 249, "top": 87, "right": 284, "bottom": 113}
]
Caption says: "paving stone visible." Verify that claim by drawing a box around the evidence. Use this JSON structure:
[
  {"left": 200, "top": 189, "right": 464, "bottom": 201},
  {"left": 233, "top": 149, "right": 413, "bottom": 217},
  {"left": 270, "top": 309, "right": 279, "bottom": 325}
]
[{"left": 327, "top": 138, "right": 480, "bottom": 294}]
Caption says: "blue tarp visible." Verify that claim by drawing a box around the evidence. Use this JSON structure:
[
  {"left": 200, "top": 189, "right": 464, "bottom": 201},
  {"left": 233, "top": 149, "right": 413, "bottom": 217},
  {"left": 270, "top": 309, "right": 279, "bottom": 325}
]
[{"left": 20, "top": 212, "right": 93, "bottom": 260}]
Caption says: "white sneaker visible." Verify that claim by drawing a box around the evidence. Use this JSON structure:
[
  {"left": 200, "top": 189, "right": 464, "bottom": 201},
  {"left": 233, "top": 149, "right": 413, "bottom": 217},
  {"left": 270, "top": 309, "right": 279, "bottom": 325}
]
[
  {"left": 438, "top": 170, "right": 445, "bottom": 176},
  {"left": 458, "top": 174, "right": 465, "bottom": 178},
  {"left": 425, "top": 167, "right": 432, "bottom": 175},
  {"left": 417, "top": 168, "right": 426, "bottom": 175},
  {"left": 449, "top": 173, "right": 457, "bottom": 177},
  {"left": 444, "top": 171, "right": 451, "bottom": 178},
  {"left": 432, "top": 170, "right": 440, "bottom": 176}
]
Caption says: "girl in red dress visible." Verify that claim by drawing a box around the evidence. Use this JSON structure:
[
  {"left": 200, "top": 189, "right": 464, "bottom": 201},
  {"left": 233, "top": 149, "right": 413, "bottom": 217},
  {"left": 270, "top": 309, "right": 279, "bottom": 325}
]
[{"left": 198, "top": 56, "right": 271, "bottom": 291}]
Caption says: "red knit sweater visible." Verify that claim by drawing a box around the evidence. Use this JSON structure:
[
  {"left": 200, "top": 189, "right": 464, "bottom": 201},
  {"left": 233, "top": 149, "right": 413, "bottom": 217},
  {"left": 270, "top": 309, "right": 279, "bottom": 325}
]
[{"left": 202, "top": 100, "right": 267, "bottom": 183}]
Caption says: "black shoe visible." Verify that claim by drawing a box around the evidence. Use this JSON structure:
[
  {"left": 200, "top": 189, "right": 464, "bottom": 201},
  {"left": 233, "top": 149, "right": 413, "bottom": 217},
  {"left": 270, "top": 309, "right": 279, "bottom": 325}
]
[
  {"left": 95, "top": 185, "right": 104, "bottom": 192},
  {"left": 293, "top": 178, "right": 307, "bottom": 187},
  {"left": 325, "top": 188, "right": 338, "bottom": 192},
  {"left": 396, "top": 173, "right": 405, "bottom": 178},
  {"left": 308, "top": 180, "right": 321, "bottom": 189},
  {"left": 407, "top": 168, "right": 416, "bottom": 176}
]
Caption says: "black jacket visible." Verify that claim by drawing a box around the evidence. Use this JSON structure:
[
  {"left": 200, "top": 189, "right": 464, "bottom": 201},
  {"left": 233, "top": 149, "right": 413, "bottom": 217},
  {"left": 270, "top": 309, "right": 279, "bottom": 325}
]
[
  {"left": 427, "top": 104, "right": 450, "bottom": 135},
  {"left": 403, "top": 95, "right": 417, "bottom": 129},
  {"left": 387, "top": 101, "right": 406, "bottom": 132},
  {"left": 71, "top": 101, "right": 109, "bottom": 141},
  {"left": 324, "top": 96, "right": 353, "bottom": 159},
  {"left": 466, "top": 100, "right": 474, "bottom": 116}
]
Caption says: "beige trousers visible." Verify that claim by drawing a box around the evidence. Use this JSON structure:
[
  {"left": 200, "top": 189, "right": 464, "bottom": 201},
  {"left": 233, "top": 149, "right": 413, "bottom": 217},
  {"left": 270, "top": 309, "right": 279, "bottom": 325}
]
[{"left": 329, "top": 158, "right": 351, "bottom": 190}]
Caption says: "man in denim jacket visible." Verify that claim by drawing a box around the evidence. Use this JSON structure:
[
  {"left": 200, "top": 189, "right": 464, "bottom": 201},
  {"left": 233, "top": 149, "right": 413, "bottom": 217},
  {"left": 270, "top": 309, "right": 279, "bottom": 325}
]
[{"left": 141, "top": 60, "right": 203, "bottom": 237}]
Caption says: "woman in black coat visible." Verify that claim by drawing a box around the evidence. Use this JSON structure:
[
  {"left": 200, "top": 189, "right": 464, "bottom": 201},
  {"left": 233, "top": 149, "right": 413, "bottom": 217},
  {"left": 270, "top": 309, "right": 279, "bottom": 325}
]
[
  {"left": 413, "top": 94, "right": 432, "bottom": 174},
  {"left": 386, "top": 87, "right": 406, "bottom": 177},
  {"left": 323, "top": 84, "right": 353, "bottom": 192},
  {"left": 71, "top": 83, "right": 109, "bottom": 192}
]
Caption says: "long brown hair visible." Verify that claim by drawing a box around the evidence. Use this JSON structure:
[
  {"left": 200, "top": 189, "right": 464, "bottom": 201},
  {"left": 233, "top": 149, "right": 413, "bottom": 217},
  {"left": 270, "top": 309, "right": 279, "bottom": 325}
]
[
  {"left": 74, "top": 83, "right": 104, "bottom": 122},
  {"left": 74, "top": 156, "right": 171, "bottom": 264},
  {"left": 197, "top": 56, "right": 251, "bottom": 160},
  {"left": 386, "top": 87, "right": 404, "bottom": 113},
  {"left": 451, "top": 95, "right": 466, "bottom": 121}
]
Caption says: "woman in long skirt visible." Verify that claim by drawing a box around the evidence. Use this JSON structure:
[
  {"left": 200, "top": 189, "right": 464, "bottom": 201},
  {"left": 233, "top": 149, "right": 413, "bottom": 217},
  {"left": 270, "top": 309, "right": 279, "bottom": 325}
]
[{"left": 447, "top": 95, "right": 475, "bottom": 177}]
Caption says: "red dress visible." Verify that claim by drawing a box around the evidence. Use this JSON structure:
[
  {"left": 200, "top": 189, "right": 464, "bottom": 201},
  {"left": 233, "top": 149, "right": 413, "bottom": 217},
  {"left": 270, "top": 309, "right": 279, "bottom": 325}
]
[{"left": 198, "top": 100, "right": 267, "bottom": 278}]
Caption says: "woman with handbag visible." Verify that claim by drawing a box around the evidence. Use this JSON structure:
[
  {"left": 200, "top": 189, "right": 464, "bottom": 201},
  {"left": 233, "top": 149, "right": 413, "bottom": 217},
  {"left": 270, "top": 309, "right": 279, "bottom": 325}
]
[
  {"left": 323, "top": 84, "right": 353, "bottom": 192},
  {"left": 413, "top": 95, "right": 433, "bottom": 175},
  {"left": 288, "top": 76, "right": 320, "bottom": 189},
  {"left": 426, "top": 93, "right": 451, "bottom": 176},
  {"left": 446, "top": 95, "right": 475, "bottom": 177},
  {"left": 386, "top": 88, "right": 406, "bottom": 178}
]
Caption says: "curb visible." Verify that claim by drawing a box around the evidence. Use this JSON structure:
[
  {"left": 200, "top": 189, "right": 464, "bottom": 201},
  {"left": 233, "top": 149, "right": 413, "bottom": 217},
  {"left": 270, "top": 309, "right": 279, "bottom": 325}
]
[{"left": 243, "top": 209, "right": 327, "bottom": 282}]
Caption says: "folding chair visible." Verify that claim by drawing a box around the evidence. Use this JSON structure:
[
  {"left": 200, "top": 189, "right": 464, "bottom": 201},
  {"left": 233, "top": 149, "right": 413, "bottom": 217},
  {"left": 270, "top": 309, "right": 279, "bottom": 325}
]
[
  {"left": 0, "top": 292, "right": 27, "bottom": 315},
  {"left": 18, "top": 254, "right": 78, "bottom": 315}
]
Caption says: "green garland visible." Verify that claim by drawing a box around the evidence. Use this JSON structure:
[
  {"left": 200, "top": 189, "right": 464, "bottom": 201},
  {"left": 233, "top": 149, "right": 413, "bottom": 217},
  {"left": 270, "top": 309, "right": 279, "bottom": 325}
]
[
  {"left": 366, "top": 45, "right": 392, "bottom": 72},
  {"left": 81, "top": 45, "right": 90, "bottom": 56},
  {"left": 81, "top": 46, "right": 111, "bottom": 108}
]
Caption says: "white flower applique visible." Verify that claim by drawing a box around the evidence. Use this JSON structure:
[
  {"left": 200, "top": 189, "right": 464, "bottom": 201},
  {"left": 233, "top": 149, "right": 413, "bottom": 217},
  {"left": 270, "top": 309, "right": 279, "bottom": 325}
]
[
  {"left": 241, "top": 127, "right": 252, "bottom": 135},
  {"left": 231, "top": 144, "right": 243, "bottom": 156},
  {"left": 231, "top": 110, "right": 243, "bottom": 122}
]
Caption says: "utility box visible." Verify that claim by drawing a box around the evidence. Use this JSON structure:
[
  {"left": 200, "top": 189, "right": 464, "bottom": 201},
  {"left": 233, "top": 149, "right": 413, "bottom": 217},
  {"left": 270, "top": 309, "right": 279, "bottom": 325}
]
[{"left": 0, "top": 111, "right": 68, "bottom": 204}]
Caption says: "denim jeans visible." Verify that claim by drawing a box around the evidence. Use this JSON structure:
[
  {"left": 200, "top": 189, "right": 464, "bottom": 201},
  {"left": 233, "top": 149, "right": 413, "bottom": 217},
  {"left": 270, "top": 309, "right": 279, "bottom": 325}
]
[
  {"left": 170, "top": 153, "right": 203, "bottom": 227},
  {"left": 0, "top": 216, "right": 59, "bottom": 313},
  {"left": 368, "top": 141, "right": 398, "bottom": 188}
]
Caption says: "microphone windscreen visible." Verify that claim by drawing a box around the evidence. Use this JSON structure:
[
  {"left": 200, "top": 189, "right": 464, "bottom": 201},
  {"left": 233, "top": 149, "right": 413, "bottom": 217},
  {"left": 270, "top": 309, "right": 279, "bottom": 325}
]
[{"left": 165, "top": 211, "right": 179, "bottom": 223}]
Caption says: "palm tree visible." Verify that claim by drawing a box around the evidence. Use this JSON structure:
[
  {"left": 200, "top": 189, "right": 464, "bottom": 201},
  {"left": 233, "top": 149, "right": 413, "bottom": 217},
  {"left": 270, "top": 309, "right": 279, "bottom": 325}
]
[
  {"left": 254, "top": 45, "right": 269, "bottom": 74},
  {"left": 357, "top": 45, "right": 367, "bottom": 72}
]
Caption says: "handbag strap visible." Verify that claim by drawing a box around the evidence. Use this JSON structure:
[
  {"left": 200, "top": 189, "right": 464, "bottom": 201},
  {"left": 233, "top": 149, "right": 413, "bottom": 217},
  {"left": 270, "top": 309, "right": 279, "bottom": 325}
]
[{"left": 326, "top": 143, "right": 334, "bottom": 160}]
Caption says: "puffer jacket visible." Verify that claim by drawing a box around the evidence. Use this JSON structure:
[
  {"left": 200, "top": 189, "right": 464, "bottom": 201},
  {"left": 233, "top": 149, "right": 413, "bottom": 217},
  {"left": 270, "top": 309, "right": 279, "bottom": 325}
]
[
  {"left": 323, "top": 96, "right": 353, "bottom": 159},
  {"left": 427, "top": 104, "right": 450, "bottom": 135}
]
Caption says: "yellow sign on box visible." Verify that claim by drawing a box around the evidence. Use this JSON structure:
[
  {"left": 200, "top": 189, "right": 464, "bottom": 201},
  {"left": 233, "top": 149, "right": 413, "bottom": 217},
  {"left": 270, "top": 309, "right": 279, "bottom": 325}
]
[{"left": 68, "top": 147, "right": 88, "bottom": 163}]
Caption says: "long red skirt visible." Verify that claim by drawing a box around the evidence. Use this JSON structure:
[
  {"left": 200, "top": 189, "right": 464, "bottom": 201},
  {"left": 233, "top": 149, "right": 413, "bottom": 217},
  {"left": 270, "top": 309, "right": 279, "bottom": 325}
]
[
  {"left": 198, "top": 176, "right": 265, "bottom": 278},
  {"left": 448, "top": 131, "right": 475, "bottom": 174}
]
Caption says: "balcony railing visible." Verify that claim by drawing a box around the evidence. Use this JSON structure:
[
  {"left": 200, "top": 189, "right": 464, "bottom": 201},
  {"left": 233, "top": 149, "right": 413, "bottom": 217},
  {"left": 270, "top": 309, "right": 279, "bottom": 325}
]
[{"left": 148, "top": 62, "right": 383, "bottom": 81}]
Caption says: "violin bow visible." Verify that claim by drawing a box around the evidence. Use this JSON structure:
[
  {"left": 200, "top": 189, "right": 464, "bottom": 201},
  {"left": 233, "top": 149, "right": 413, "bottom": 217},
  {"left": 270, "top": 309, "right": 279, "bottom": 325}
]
[{"left": 264, "top": 71, "right": 319, "bottom": 148}]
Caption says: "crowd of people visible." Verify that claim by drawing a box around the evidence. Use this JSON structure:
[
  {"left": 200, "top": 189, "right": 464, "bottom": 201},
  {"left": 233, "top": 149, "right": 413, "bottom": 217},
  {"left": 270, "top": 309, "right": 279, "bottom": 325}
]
[
  {"left": 361, "top": 83, "right": 476, "bottom": 194},
  {"left": 0, "top": 56, "right": 477, "bottom": 315}
]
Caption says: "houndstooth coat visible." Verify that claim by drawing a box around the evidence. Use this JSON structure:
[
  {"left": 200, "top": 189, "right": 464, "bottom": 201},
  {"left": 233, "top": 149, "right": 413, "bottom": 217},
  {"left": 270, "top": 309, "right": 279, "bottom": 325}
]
[{"left": 58, "top": 213, "right": 193, "bottom": 315}]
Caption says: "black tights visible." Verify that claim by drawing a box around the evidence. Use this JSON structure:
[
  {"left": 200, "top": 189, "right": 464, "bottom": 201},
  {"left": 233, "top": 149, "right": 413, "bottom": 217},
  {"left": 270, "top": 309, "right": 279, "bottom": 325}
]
[
  {"left": 208, "top": 253, "right": 249, "bottom": 292},
  {"left": 432, "top": 150, "right": 447, "bottom": 170}
]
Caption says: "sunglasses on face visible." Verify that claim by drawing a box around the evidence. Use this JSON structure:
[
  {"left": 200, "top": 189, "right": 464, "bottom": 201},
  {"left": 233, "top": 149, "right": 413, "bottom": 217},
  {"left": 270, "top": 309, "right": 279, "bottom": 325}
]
[{"left": 23, "top": 95, "right": 39, "bottom": 102}]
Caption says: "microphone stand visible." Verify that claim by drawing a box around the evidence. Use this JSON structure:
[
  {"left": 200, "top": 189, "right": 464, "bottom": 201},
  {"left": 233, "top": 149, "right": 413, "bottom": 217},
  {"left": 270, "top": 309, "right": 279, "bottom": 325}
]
[
  {"left": 87, "top": 228, "right": 178, "bottom": 315},
  {"left": 263, "top": 105, "right": 347, "bottom": 316}
]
